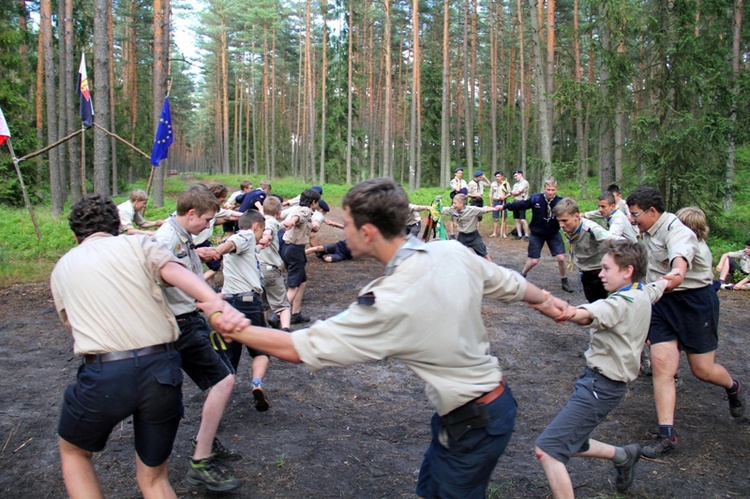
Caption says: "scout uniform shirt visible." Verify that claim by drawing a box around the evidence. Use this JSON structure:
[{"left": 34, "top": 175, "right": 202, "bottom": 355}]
[
  {"left": 193, "top": 207, "right": 235, "bottom": 246},
  {"left": 490, "top": 180, "right": 511, "bottom": 202},
  {"left": 221, "top": 229, "right": 263, "bottom": 296},
  {"left": 117, "top": 199, "right": 146, "bottom": 234},
  {"left": 726, "top": 248, "right": 750, "bottom": 273},
  {"left": 512, "top": 178, "right": 529, "bottom": 201},
  {"left": 442, "top": 205, "right": 485, "bottom": 234},
  {"left": 578, "top": 282, "right": 665, "bottom": 382},
  {"left": 153, "top": 217, "right": 205, "bottom": 316},
  {"left": 467, "top": 179, "right": 489, "bottom": 199},
  {"left": 258, "top": 215, "right": 284, "bottom": 269},
  {"left": 450, "top": 177, "right": 468, "bottom": 193},
  {"left": 642, "top": 212, "right": 712, "bottom": 290},
  {"left": 290, "top": 237, "right": 528, "bottom": 416},
  {"left": 565, "top": 218, "right": 613, "bottom": 271},
  {"left": 50, "top": 233, "right": 181, "bottom": 355},
  {"left": 583, "top": 208, "right": 638, "bottom": 243},
  {"left": 283, "top": 205, "right": 314, "bottom": 245}
]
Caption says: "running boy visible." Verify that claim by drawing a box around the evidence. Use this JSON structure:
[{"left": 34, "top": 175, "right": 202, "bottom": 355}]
[
  {"left": 153, "top": 184, "right": 242, "bottom": 492},
  {"left": 583, "top": 191, "right": 638, "bottom": 243},
  {"left": 259, "top": 196, "right": 292, "bottom": 331},
  {"left": 554, "top": 198, "right": 614, "bottom": 302},
  {"left": 215, "top": 210, "right": 274, "bottom": 412},
  {"left": 117, "top": 189, "right": 164, "bottom": 235},
  {"left": 441, "top": 193, "right": 500, "bottom": 260},
  {"left": 281, "top": 188, "right": 321, "bottom": 324},
  {"left": 532, "top": 240, "right": 669, "bottom": 498}
]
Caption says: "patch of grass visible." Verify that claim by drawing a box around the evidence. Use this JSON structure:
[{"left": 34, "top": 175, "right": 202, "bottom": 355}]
[{"left": 274, "top": 452, "right": 287, "bottom": 468}]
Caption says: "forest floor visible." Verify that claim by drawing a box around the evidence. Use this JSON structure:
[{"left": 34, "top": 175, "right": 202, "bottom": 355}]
[{"left": 1, "top": 213, "right": 749, "bottom": 498}]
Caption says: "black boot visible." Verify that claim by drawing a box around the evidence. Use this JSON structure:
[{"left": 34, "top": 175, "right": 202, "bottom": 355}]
[{"left": 561, "top": 277, "right": 573, "bottom": 293}]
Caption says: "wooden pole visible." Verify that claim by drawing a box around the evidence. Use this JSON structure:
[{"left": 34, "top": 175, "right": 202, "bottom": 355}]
[
  {"left": 81, "top": 124, "right": 87, "bottom": 195},
  {"left": 5, "top": 138, "right": 43, "bottom": 242}
]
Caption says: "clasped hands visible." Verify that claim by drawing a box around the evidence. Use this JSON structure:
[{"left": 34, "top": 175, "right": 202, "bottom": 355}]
[{"left": 529, "top": 291, "right": 577, "bottom": 323}]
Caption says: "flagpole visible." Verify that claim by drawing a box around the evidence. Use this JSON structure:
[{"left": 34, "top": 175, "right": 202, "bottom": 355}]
[
  {"left": 6, "top": 138, "right": 43, "bottom": 243},
  {"left": 81, "top": 123, "right": 86, "bottom": 195}
]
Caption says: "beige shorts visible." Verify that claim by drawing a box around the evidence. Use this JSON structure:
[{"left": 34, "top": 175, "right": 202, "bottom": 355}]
[{"left": 261, "top": 264, "right": 291, "bottom": 314}]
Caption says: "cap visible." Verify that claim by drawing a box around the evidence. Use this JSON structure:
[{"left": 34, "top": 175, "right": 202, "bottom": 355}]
[
  {"left": 318, "top": 199, "right": 330, "bottom": 212},
  {"left": 311, "top": 185, "right": 324, "bottom": 195},
  {"left": 513, "top": 169, "right": 523, "bottom": 175},
  {"left": 494, "top": 170, "right": 503, "bottom": 176},
  {"left": 474, "top": 170, "right": 483, "bottom": 177},
  {"left": 454, "top": 167, "right": 464, "bottom": 173}
]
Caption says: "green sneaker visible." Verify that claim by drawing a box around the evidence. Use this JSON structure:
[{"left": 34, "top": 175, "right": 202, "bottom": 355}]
[
  {"left": 187, "top": 455, "right": 239, "bottom": 492},
  {"left": 191, "top": 436, "right": 242, "bottom": 461}
]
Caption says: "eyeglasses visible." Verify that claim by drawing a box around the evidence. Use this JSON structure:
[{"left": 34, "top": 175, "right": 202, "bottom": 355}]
[{"left": 630, "top": 210, "right": 646, "bottom": 219}]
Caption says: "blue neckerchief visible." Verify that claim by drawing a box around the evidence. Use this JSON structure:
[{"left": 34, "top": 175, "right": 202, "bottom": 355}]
[
  {"left": 609, "top": 281, "right": 642, "bottom": 302},
  {"left": 606, "top": 209, "right": 618, "bottom": 229}
]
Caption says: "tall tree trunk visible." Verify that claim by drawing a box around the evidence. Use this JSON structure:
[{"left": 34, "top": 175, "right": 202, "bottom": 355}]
[
  {"left": 263, "top": 30, "right": 271, "bottom": 177},
  {"left": 528, "top": 0, "right": 552, "bottom": 177},
  {"left": 462, "top": 0, "right": 473, "bottom": 174},
  {"left": 271, "top": 30, "right": 277, "bottom": 178},
  {"left": 440, "top": 0, "right": 451, "bottom": 188},
  {"left": 93, "top": 0, "right": 110, "bottom": 196},
  {"left": 724, "top": 0, "right": 743, "bottom": 211},
  {"left": 305, "top": 0, "right": 316, "bottom": 181},
  {"left": 545, "top": 0, "right": 555, "bottom": 156},
  {"left": 409, "top": 0, "right": 419, "bottom": 191},
  {"left": 64, "top": 0, "right": 82, "bottom": 203},
  {"left": 573, "top": 0, "right": 587, "bottom": 198},
  {"left": 41, "top": 0, "right": 62, "bottom": 215},
  {"left": 489, "top": 1, "right": 498, "bottom": 174},
  {"left": 108, "top": 0, "right": 118, "bottom": 194},
  {"left": 346, "top": 0, "right": 354, "bottom": 184},
  {"left": 382, "top": 0, "right": 392, "bottom": 177},
  {"left": 597, "top": 5, "right": 614, "bottom": 190},
  {"left": 516, "top": 0, "right": 528, "bottom": 171},
  {"left": 319, "top": 1, "right": 328, "bottom": 183},
  {"left": 221, "top": 27, "right": 230, "bottom": 174},
  {"left": 57, "top": 0, "right": 68, "bottom": 200},
  {"left": 152, "top": 0, "right": 166, "bottom": 205}
]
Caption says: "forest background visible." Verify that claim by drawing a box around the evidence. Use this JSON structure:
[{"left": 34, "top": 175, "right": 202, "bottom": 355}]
[{"left": 0, "top": 0, "right": 749, "bottom": 285}]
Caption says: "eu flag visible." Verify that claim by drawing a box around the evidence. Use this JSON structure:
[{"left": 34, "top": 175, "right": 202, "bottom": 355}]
[
  {"left": 77, "top": 54, "right": 94, "bottom": 128},
  {"left": 150, "top": 97, "right": 174, "bottom": 166}
]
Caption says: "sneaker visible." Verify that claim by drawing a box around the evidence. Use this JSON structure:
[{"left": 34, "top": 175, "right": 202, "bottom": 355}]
[
  {"left": 290, "top": 312, "right": 310, "bottom": 324},
  {"left": 615, "top": 443, "right": 641, "bottom": 492},
  {"left": 524, "top": 235, "right": 529, "bottom": 242},
  {"left": 561, "top": 278, "right": 574, "bottom": 293},
  {"left": 641, "top": 436, "right": 677, "bottom": 459},
  {"left": 728, "top": 380, "right": 745, "bottom": 419},
  {"left": 721, "top": 283, "right": 735, "bottom": 290},
  {"left": 191, "top": 436, "right": 242, "bottom": 461},
  {"left": 252, "top": 379, "right": 270, "bottom": 412},
  {"left": 187, "top": 455, "right": 239, "bottom": 492}
]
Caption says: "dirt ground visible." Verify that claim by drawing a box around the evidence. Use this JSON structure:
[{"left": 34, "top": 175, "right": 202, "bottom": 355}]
[{"left": 1, "top": 215, "right": 749, "bottom": 498}]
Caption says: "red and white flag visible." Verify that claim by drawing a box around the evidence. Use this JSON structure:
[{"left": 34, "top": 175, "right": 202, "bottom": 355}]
[{"left": 0, "top": 107, "right": 10, "bottom": 147}]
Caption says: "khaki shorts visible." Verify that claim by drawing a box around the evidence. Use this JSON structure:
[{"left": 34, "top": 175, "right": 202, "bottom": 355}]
[{"left": 261, "top": 264, "right": 291, "bottom": 314}]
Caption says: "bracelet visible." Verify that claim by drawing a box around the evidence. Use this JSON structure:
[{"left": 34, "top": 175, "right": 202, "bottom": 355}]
[{"left": 208, "top": 311, "right": 222, "bottom": 330}]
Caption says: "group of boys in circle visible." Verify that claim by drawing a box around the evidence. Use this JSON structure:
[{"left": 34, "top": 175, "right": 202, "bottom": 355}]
[{"left": 51, "top": 173, "right": 747, "bottom": 498}]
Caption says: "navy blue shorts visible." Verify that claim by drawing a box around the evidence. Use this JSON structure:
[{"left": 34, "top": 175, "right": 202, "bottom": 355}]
[
  {"left": 649, "top": 285, "right": 719, "bottom": 354},
  {"left": 406, "top": 222, "right": 422, "bottom": 237},
  {"left": 458, "top": 230, "right": 489, "bottom": 257},
  {"left": 491, "top": 201, "right": 507, "bottom": 220},
  {"left": 281, "top": 243, "right": 307, "bottom": 288},
  {"left": 323, "top": 240, "right": 353, "bottom": 262},
  {"left": 535, "top": 368, "right": 626, "bottom": 464},
  {"left": 58, "top": 350, "right": 183, "bottom": 467},
  {"left": 416, "top": 385, "right": 516, "bottom": 499},
  {"left": 513, "top": 209, "right": 526, "bottom": 220},
  {"left": 225, "top": 294, "right": 268, "bottom": 371},
  {"left": 175, "top": 311, "right": 234, "bottom": 391},
  {"left": 195, "top": 240, "right": 222, "bottom": 272},
  {"left": 528, "top": 232, "right": 566, "bottom": 259}
]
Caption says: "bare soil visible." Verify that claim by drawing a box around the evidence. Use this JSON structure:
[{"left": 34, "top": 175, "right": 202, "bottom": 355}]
[{"left": 1, "top": 217, "right": 748, "bottom": 498}]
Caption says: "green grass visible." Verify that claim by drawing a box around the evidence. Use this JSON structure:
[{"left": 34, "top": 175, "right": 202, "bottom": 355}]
[{"left": 2, "top": 166, "right": 749, "bottom": 288}]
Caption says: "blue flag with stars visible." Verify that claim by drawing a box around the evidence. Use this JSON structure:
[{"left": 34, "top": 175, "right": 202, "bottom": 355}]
[{"left": 150, "top": 97, "right": 174, "bottom": 166}]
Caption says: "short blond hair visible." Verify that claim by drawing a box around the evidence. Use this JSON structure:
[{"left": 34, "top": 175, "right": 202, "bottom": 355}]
[
  {"left": 543, "top": 177, "right": 558, "bottom": 188},
  {"left": 129, "top": 189, "right": 148, "bottom": 203}
]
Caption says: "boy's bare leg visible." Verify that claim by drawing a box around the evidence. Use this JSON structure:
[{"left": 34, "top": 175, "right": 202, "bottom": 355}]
[
  {"left": 651, "top": 341, "right": 680, "bottom": 426},
  {"left": 522, "top": 219, "right": 531, "bottom": 237},
  {"left": 556, "top": 254, "right": 567, "bottom": 278},
  {"left": 686, "top": 351, "right": 734, "bottom": 388},
  {"left": 60, "top": 438, "right": 104, "bottom": 499},
  {"left": 251, "top": 355, "right": 269, "bottom": 382},
  {"left": 192, "top": 374, "right": 235, "bottom": 460},
  {"left": 290, "top": 281, "right": 307, "bottom": 314},
  {"left": 135, "top": 454, "right": 176, "bottom": 499},
  {"left": 279, "top": 308, "right": 292, "bottom": 329},
  {"left": 521, "top": 258, "right": 540, "bottom": 276},
  {"left": 535, "top": 447, "right": 574, "bottom": 499}
]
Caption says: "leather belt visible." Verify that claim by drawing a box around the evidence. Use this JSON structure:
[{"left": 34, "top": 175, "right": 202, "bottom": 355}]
[
  {"left": 223, "top": 291, "right": 261, "bottom": 300},
  {"left": 84, "top": 343, "right": 174, "bottom": 364},
  {"left": 475, "top": 378, "right": 506, "bottom": 405}
]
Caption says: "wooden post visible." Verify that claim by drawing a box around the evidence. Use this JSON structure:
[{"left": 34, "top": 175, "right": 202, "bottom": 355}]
[{"left": 5, "top": 138, "right": 43, "bottom": 242}]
